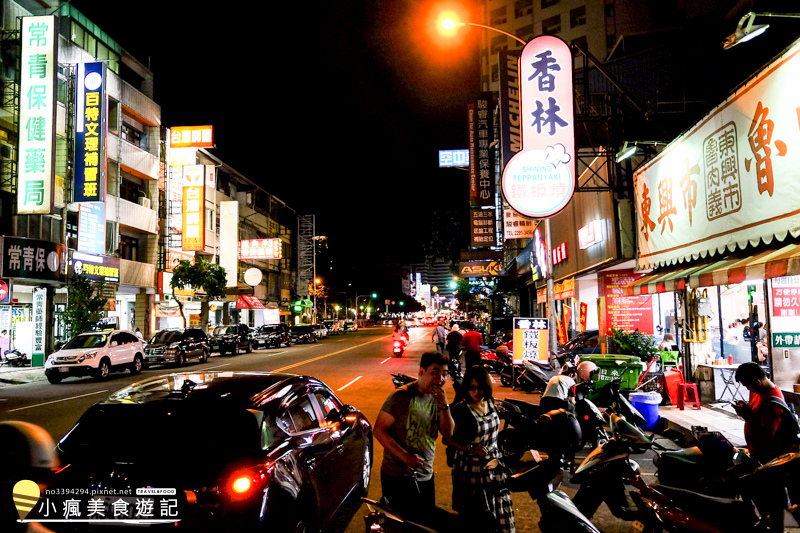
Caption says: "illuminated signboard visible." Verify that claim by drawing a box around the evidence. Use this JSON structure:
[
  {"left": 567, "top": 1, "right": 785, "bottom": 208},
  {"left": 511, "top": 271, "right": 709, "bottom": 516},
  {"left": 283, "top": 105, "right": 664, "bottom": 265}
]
[
  {"left": 74, "top": 62, "right": 107, "bottom": 202},
  {"left": 170, "top": 126, "right": 214, "bottom": 148},
  {"left": 438, "top": 149, "right": 469, "bottom": 168},
  {"left": 240, "top": 239, "right": 282, "bottom": 260},
  {"left": 77, "top": 202, "right": 106, "bottom": 255},
  {"left": 578, "top": 219, "right": 605, "bottom": 249},
  {"left": 18, "top": 16, "right": 57, "bottom": 215},
  {"left": 181, "top": 165, "right": 205, "bottom": 251},
  {"left": 70, "top": 251, "right": 120, "bottom": 284},
  {"left": 502, "top": 35, "right": 575, "bottom": 218},
  {"left": 552, "top": 242, "right": 567, "bottom": 265}
]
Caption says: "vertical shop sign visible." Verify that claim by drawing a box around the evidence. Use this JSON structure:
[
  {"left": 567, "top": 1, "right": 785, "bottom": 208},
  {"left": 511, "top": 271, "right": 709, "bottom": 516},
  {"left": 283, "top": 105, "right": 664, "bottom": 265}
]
[
  {"left": 181, "top": 165, "right": 205, "bottom": 251},
  {"left": 18, "top": 16, "right": 57, "bottom": 215},
  {"left": 470, "top": 209, "right": 497, "bottom": 248},
  {"left": 475, "top": 92, "right": 495, "bottom": 206},
  {"left": 499, "top": 50, "right": 522, "bottom": 170},
  {"left": 502, "top": 35, "right": 575, "bottom": 218},
  {"left": 579, "top": 301, "right": 588, "bottom": 332},
  {"left": 513, "top": 317, "right": 549, "bottom": 362},
  {"left": 77, "top": 202, "right": 106, "bottom": 255},
  {"left": 219, "top": 201, "right": 239, "bottom": 288},
  {"left": 467, "top": 103, "right": 478, "bottom": 204},
  {"left": 32, "top": 287, "right": 46, "bottom": 358},
  {"left": 74, "top": 62, "right": 107, "bottom": 202}
]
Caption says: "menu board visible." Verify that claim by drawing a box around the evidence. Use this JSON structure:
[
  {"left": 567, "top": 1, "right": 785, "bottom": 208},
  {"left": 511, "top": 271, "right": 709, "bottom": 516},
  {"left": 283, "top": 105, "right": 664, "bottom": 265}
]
[{"left": 599, "top": 270, "right": 654, "bottom": 334}]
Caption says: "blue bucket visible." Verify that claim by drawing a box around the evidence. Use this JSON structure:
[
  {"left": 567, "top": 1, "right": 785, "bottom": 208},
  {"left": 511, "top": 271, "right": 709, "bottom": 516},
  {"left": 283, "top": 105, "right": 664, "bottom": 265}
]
[{"left": 629, "top": 392, "right": 662, "bottom": 430}]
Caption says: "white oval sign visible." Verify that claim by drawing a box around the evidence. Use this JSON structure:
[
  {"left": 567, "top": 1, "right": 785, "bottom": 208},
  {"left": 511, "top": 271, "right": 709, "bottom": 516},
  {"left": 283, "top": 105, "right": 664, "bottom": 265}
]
[{"left": 243, "top": 267, "right": 263, "bottom": 287}]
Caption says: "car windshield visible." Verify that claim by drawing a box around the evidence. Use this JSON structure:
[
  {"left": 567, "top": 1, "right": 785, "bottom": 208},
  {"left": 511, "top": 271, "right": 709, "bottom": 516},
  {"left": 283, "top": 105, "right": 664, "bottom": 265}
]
[
  {"left": 213, "top": 326, "right": 236, "bottom": 336},
  {"left": 292, "top": 326, "right": 310, "bottom": 333},
  {"left": 149, "top": 330, "right": 183, "bottom": 344},
  {"left": 59, "top": 404, "right": 261, "bottom": 462},
  {"left": 63, "top": 334, "right": 107, "bottom": 350}
]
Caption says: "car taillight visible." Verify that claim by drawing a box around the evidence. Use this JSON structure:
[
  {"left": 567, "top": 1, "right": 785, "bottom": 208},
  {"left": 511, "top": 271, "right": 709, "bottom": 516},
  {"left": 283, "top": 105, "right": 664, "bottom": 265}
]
[{"left": 227, "top": 464, "right": 274, "bottom": 502}]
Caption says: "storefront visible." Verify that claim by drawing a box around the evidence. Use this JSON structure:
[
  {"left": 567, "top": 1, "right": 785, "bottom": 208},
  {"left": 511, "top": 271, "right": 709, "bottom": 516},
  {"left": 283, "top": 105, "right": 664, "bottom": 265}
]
[{"left": 629, "top": 37, "right": 800, "bottom": 394}]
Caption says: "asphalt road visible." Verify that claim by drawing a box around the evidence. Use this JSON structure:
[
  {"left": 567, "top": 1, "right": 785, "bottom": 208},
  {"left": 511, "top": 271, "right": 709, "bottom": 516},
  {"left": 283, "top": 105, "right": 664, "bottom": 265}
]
[{"left": 0, "top": 326, "right": 655, "bottom": 533}]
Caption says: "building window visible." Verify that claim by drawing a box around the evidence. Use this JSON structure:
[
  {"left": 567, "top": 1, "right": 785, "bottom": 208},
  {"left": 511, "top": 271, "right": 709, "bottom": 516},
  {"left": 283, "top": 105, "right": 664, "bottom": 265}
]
[
  {"left": 491, "top": 35, "right": 508, "bottom": 55},
  {"left": 542, "top": 14, "right": 561, "bottom": 35},
  {"left": 515, "top": 24, "right": 534, "bottom": 44},
  {"left": 571, "top": 6, "right": 586, "bottom": 28},
  {"left": 119, "top": 235, "right": 138, "bottom": 262},
  {"left": 605, "top": 3, "right": 615, "bottom": 18},
  {"left": 514, "top": 0, "right": 533, "bottom": 18},
  {"left": 120, "top": 178, "right": 142, "bottom": 204},
  {"left": 541, "top": 0, "right": 559, "bottom": 8},
  {"left": 121, "top": 123, "right": 147, "bottom": 151},
  {"left": 490, "top": 6, "right": 508, "bottom": 26}
]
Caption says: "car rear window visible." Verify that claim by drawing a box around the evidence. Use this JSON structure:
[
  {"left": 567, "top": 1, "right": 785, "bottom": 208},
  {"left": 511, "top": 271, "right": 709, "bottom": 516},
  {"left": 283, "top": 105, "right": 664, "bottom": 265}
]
[
  {"left": 213, "top": 326, "right": 237, "bottom": 336},
  {"left": 150, "top": 330, "right": 182, "bottom": 344}
]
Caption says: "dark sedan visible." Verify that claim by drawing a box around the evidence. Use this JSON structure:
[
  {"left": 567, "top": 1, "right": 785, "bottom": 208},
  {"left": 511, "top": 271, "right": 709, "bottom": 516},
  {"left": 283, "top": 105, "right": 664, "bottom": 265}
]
[
  {"left": 255, "top": 324, "right": 291, "bottom": 348},
  {"left": 143, "top": 327, "right": 209, "bottom": 367},
  {"left": 52, "top": 372, "right": 373, "bottom": 532},
  {"left": 290, "top": 324, "right": 317, "bottom": 344},
  {"left": 558, "top": 329, "right": 601, "bottom": 356}
]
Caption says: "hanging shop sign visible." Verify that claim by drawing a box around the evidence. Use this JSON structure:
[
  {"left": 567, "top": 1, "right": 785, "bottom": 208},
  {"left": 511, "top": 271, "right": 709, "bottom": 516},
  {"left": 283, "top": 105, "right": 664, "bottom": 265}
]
[
  {"left": 458, "top": 260, "right": 503, "bottom": 278},
  {"left": 438, "top": 149, "right": 469, "bottom": 168},
  {"left": 552, "top": 242, "right": 567, "bottom": 265},
  {"left": 502, "top": 35, "right": 575, "bottom": 218},
  {"left": 503, "top": 208, "right": 535, "bottom": 240},
  {"left": 17, "top": 16, "right": 57, "bottom": 215},
  {"left": 77, "top": 201, "right": 106, "bottom": 255},
  {"left": 240, "top": 239, "right": 282, "bottom": 260},
  {"left": 554, "top": 277, "right": 574, "bottom": 300},
  {"left": 513, "top": 317, "right": 549, "bottom": 362},
  {"left": 578, "top": 219, "right": 605, "bottom": 249},
  {"left": 165, "top": 249, "right": 194, "bottom": 272},
  {"left": 771, "top": 276, "right": 800, "bottom": 348},
  {"left": 74, "top": 61, "right": 107, "bottom": 203},
  {"left": 498, "top": 49, "right": 522, "bottom": 170},
  {"left": 635, "top": 40, "right": 800, "bottom": 270},
  {"left": 599, "top": 270, "right": 653, "bottom": 335},
  {"left": 471, "top": 92, "right": 495, "bottom": 207},
  {"left": 0, "top": 237, "right": 66, "bottom": 283},
  {"left": 220, "top": 201, "right": 239, "bottom": 288},
  {"left": 181, "top": 165, "right": 205, "bottom": 251},
  {"left": 470, "top": 209, "right": 497, "bottom": 248},
  {"left": 158, "top": 271, "right": 194, "bottom": 298},
  {"left": 169, "top": 125, "right": 214, "bottom": 148},
  {"left": 69, "top": 251, "right": 119, "bottom": 284}
]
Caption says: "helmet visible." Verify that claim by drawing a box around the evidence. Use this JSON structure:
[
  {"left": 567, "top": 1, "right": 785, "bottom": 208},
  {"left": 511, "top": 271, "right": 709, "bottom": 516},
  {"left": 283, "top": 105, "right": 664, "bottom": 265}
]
[{"left": 577, "top": 361, "right": 598, "bottom": 381}]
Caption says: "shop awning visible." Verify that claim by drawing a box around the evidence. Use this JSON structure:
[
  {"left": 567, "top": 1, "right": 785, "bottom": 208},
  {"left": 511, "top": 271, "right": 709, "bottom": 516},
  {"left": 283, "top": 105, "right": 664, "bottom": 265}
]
[
  {"left": 236, "top": 295, "right": 266, "bottom": 309},
  {"left": 624, "top": 244, "right": 800, "bottom": 295}
]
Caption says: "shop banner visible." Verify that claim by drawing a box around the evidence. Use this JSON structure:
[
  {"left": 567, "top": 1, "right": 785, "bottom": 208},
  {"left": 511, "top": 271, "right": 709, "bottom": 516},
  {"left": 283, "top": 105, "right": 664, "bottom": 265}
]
[
  {"left": 470, "top": 209, "right": 497, "bottom": 248},
  {"left": 69, "top": 251, "right": 120, "bottom": 284},
  {"left": 635, "top": 40, "right": 800, "bottom": 270},
  {"left": 554, "top": 277, "right": 574, "bottom": 300},
  {"left": 555, "top": 313, "right": 566, "bottom": 345},
  {"left": 563, "top": 304, "right": 572, "bottom": 340},
  {"left": 579, "top": 301, "right": 588, "bottom": 332},
  {"left": 599, "top": 270, "right": 654, "bottom": 334},
  {"left": 513, "top": 317, "right": 549, "bottom": 362},
  {"left": 0, "top": 237, "right": 66, "bottom": 282}
]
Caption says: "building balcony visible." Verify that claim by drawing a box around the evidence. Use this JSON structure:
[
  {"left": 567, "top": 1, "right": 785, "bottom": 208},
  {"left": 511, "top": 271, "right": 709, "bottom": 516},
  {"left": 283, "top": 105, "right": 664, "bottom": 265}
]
[
  {"left": 120, "top": 258, "right": 156, "bottom": 289},
  {"left": 106, "top": 195, "right": 158, "bottom": 235},
  {"left": 107, "top": 74, "right": 160, "bottom": 128},
  {"left": 108, "top": 133, "right": 159, "bottom": 181}
]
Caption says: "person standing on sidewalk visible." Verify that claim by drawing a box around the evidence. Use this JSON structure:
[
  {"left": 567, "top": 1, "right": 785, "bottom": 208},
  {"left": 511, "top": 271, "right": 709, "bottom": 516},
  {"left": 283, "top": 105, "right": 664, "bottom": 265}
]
[
  {"left": 374, "top": 352, "right": 455, "bottom": 520},
  {"left": 461, "top": 322, "right": 484, "bottom": 369},
  {"left": 446, "top": 325, "right": 463, "bottom": 361},
  {"left": 432, "top": 323, "right": 447, "bottom": 354}
]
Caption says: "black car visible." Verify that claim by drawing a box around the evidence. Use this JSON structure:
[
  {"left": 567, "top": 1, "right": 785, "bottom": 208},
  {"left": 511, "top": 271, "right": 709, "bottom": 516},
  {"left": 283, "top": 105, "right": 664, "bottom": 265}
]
[
  {"left": 558, "top": 329, "right": 601, "bottom": 356},
  {"left": 210, "top": 324, "right": 252, "bottom": 355},
  {"left": 51, "top": 372, "right": 373, "bottom": 532},
  {"left": 290, "top": 324, "right": 317, "bottom": 344},
  {"left": 144, "top": 327, "right": 209, "bottom": 367},
  {"left": 255, "top": 324, "right": 291, "bottom": 348}
]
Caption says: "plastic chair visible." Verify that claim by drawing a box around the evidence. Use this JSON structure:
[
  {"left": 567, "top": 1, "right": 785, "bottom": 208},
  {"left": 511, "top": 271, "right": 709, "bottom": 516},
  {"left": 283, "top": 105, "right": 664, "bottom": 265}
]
[{"left": 677, "top": 383, "right": 701, "bottom": 410}]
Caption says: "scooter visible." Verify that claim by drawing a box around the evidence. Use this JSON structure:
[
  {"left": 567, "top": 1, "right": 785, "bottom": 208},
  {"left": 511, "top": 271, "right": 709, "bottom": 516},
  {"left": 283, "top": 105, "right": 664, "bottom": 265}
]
[
  {"left": 1, "top": 348, "right": 29, "bottom": 367},
  {"left": 586, "top": 377, "right": 648, "bottom": 427},
  {"left": 392, "top": 340, "right": 405, "bottom": 357}
]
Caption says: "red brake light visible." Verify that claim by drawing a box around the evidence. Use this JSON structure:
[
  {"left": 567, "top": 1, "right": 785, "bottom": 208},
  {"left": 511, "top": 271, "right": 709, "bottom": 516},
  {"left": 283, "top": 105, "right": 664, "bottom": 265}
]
[{"left": 227, "top": 464, "right": 274, "bottom": 502}]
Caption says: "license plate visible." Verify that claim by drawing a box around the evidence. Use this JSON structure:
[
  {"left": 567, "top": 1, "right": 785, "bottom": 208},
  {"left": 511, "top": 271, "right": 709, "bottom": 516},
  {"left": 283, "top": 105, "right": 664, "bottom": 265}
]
[
  {"left": 58, "top": 367, "right": 69, "bottom": 372},
  {"left": 631, "top": 521, "right": 645, "bottom": 532}
]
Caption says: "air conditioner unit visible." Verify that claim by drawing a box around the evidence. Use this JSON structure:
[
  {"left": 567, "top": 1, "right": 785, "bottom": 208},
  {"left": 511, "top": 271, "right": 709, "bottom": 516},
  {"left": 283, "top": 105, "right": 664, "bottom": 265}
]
[{"left": 138, "top": 197, "right": 151, "bottom": 209}]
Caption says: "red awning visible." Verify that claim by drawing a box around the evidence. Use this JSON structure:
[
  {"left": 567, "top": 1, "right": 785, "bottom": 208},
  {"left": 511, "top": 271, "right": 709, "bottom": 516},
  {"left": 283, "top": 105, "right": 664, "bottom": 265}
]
[{"left": 236, "top": 295, "right": 266, "bottom": 309}]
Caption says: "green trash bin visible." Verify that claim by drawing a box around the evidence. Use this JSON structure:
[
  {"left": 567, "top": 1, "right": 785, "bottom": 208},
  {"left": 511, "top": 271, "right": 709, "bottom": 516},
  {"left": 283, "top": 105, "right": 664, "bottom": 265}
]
[{"left": 580, "top": 354, "right": 644, "bottom": 391}]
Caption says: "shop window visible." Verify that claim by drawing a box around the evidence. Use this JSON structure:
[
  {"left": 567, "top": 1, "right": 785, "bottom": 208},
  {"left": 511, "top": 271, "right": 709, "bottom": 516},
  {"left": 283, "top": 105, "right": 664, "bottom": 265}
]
[
  {"left": 514, "top": 0, "right": 533, "bottom": 18},
  {"left": 490, "top": 6, "right": 508, "bottom": 26},
  {"left": 542, "top": 14, "right": 561, "bottom": 35},
  {"left": 571, "top": 6, "right": 586, "bottom": 28}
]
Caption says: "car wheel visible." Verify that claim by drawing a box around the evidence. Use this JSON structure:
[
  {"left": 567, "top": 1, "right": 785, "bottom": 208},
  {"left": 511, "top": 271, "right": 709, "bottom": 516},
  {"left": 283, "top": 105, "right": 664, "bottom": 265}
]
[
  {"left": 358, "top": 441, "right": 372, "bottom": 495},
  {"left": 177, "top": 351, "right": 187, "bottom": 366},
  {"left": 200, "top": 348, "right": 209, "bottom": 363},
  {"left": 46, "top": 372, "right": 63, "bottom": 384},
  {"left": 95, "top": 359, "right": 111, "bottom": 380},
  {"left": 130, "top": 354, "right": 143, "bottom": 375}
]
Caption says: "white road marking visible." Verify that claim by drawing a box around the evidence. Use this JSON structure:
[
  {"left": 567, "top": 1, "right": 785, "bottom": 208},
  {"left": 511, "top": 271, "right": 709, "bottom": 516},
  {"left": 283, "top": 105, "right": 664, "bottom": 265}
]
[
  {"left": 204, "top": 363, "right": 231, "bottom": 370},
  {"left": 8, "top": 390, "right": 109, "bottom": 412},
  {"left": 337, "top": 376, "right": 363, "bottom": 391},
  {"left": 380, "top": 357, "right": 392, "bottom": 364},
  {"left": 271, "top": 336, "right": 385, "bottom": 373}
]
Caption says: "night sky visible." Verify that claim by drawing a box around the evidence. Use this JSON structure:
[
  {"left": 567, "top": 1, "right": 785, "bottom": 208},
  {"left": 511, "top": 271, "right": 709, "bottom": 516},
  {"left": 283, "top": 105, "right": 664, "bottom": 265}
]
[{"left": 69, "top": 0, "right": 482, "bottom": 296}]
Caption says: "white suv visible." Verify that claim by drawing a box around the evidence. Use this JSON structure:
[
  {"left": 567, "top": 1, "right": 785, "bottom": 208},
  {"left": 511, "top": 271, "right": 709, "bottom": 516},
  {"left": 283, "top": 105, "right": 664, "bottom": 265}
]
[{"left": 45, "top": 330, "right": 144, "bottom": 384}]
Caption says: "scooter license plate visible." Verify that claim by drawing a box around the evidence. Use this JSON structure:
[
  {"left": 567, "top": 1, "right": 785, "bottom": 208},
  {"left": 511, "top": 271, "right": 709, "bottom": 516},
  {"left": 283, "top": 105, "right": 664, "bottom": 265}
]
[{"left": 630, "top": 521, "right": 645, "bottom": 532}]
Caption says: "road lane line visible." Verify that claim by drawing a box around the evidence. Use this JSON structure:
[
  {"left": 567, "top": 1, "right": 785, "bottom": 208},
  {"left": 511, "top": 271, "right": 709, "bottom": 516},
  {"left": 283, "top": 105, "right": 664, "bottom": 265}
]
[
  {"left": 337, "top": 376, "right": 362, "bottom": 391},
  {"left": 204, "top": 363, "right": 231, "bottom": 370},
  {"left": 271, "top": 336, "right": 385, "bottom": 373},
  {"left": 379, "top": 357, "right": 392, "bottom": 364},
  {"left": 8, "top": 390, "right": 109, "bottom": 412}
]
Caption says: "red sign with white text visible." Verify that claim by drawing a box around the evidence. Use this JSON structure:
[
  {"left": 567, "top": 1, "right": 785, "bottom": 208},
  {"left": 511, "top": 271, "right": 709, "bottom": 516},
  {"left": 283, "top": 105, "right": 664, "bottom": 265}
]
[{"left": 600, "top": 270, "right": 653, "bottom": 334}]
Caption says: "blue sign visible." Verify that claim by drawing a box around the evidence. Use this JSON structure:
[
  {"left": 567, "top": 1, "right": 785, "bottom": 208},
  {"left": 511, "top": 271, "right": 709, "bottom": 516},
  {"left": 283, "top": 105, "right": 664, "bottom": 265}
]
[
  {"left": 438, "top": 149, "right": 469, "bottom": 168},
  {"left": 74, "top": 62, "right": 107, "bottom": 202},
  {"left": 77, "top": 202, "right": 106, "bottom": 255}
]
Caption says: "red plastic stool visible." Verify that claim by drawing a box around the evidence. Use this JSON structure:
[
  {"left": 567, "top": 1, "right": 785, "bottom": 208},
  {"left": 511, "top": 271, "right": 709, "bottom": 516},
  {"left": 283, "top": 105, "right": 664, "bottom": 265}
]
[{"left": 677, "top": 383, "right": 701, "bottom": 410}]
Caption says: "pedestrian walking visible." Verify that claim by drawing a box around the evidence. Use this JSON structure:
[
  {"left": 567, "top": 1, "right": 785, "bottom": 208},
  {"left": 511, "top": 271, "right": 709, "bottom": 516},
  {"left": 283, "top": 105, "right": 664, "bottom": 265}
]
[
  {"left": 432, "top": 323, "right": 447, "bottom": 354},
  {"left": 461, "top": 322, "right": 484, "bottom": 369},
  {"left": 446, "top": 325, "right": 463, "bottom": 361}
]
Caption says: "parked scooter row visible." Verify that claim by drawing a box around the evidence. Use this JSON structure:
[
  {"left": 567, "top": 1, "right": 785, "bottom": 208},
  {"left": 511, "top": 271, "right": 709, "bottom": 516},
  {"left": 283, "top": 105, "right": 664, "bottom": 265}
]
[{"left": 0, "top": 348, "right": 28, "bottom": 367}]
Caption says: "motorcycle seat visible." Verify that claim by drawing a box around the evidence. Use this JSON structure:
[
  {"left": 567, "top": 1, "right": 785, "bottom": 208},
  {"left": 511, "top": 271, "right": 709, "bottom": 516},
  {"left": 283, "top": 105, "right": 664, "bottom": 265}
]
[
  {"left": 508, "top": 459, "right": 563, "bottom": 496},
  {"left": 653, "top": 484, "right": 757, "bottom": 529},
  {"left": 503, "top": 398, "right": 541, "bottom": 418},
  {"left": 656, "top": 446, "right": 703, "bottom": 467}
]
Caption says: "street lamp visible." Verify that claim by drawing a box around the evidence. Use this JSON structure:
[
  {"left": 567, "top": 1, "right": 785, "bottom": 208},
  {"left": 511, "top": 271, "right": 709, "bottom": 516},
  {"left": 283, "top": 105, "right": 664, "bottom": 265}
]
[{"left": 311, "top": 236, "right": 327, "bottom": 324}]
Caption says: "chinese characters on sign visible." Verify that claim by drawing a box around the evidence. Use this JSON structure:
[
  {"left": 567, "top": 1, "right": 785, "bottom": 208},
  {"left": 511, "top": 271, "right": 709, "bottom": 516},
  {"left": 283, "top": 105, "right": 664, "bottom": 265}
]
[
  {"left": 503, "top": 208, "right": 535, "bottom": 240},
  {"left": 513, "top": 317, "right": 549, "bottom": 362},
  {"left": 181, "top": 165, "right": 205, "bottom": 251},
  {"left": 32, "top": 288, "right": 45, "bottom": 357},
  {"left": 0, "top": 237, "right": 65, "bottom": 283},
  {"left": 474, "top": 93, "right": 495, "bottom": 206},
  {"left": 74, "top": 62, "right": 107, "bottom": 203},
  {"left": 704, "top": 122, "right": 741, "bottom": 221},
  {"left": 470, "top": 209, "right": 497, "bottom": 248},
  {"left": 501, "top": 36, "right": 575, "bottom": 218},
  {"left": 18, "top": 16, "right": 57, "bottom": 215},
  {"left": 599, "top": 270, "right": 653, "bottom": 335},
  {"left": 438, "top": 149, "right": 469, "bottom": 168},
  {"left": 239, "top": 239, "right": 282, "bottom": 260},
  {"left": 169, "top": 125, "right": 214, "bottom": 148},
  {"left": 77, "top": 202, "right": 106, "bottom": 255}
]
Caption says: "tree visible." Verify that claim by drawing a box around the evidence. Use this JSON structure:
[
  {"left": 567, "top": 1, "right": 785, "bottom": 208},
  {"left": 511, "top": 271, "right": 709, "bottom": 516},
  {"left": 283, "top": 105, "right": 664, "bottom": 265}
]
[
  {"left": 170, "top": 257, "right": 228, "bottom": 329},
  {"left": 62, "top": 272, "right": 107, "bottom": 338}
]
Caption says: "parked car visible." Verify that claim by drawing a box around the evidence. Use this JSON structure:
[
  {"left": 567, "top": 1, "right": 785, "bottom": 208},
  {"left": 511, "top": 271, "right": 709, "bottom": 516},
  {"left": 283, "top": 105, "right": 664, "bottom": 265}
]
[
  {"left": 44, "top": 330, "right": 144, "bottom": 384},
  {"left": 323, "top": 319, "right": 342, "bottom": 335},
  {"left": 255, "top": 324, "right": 291, "bottom": 348},
  {"left": 290, "top": 324, "right": 317, "bottom": 344},
  {"left": 210, "top": 324, "right": 252, "bottom": 355},
  {"left": 53, "top": 372, "right": 373, "bottom": 531},
  {"left": 143, "top": 327, "right": 209, "bottom": 367},
  {"left": 312, "top": 324, "right": 328, "bottom": 339},
  {"left": 343, "top": 320, "right": 358, "bottom": 332},
  {"left": 557, "top": 329, "right": 601, "bottom": 357}
]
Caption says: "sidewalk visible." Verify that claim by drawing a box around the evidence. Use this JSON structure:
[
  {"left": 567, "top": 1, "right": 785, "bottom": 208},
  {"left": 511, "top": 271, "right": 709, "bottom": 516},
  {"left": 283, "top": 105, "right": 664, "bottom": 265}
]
[
  {"left": 658, "top": 402, "right": 746, "bottom": 447},
  {"left": 0, "top": 364, "right": 47, "bottom": 386}
]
